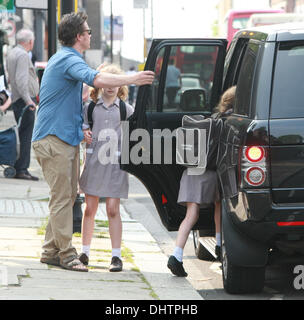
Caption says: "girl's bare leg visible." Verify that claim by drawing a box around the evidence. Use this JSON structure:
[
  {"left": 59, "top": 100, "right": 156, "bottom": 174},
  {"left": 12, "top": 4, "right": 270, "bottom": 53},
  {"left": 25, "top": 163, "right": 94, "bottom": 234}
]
[
  {"left": 82, "top": 194, "right": 99, "bottom": 246},
  {"left": 176, "top": 202, "right": 200, "bottom": 249},
  {"left": 168, "top": 202, "right": 199, "bottom": 277},
  {"left": 106, "top": 198, "right": 122, "bottom": 250}
]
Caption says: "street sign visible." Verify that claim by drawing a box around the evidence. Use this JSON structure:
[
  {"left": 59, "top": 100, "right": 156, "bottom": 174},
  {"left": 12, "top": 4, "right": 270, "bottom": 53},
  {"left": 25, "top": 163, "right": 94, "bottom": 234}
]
[
  {"left": 0, "top": 0, "right": 15, "bottom": 12},
  {"left": 15, "top": 0, "right": 47, "bottom": 10},
  {"left": 3, "top": 19, "right": 15, "bottom": 37},
  {"left": 133, "top": 0, "right": 148, "bottom": 9}
]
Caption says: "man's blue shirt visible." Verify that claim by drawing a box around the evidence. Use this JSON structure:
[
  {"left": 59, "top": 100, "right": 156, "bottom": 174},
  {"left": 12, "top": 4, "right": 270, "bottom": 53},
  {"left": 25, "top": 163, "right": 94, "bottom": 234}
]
[{"left": 32, "top": 47, "right": 98, "bottom": 146}]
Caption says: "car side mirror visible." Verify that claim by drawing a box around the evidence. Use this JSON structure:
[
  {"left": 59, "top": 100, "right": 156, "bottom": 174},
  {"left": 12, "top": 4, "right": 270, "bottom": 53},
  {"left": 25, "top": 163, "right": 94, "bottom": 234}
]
[{"left": 180, "top": 89, "right": 207, "bottom": 111}]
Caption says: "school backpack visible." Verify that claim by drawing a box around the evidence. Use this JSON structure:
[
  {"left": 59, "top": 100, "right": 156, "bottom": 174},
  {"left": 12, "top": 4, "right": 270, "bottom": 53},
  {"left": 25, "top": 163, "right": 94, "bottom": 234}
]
[
  {"left": 176, "top": 113, "right": 223, "bottom": 171},
  {"left": 87, "top": 99, "right": 127, "bottom": 130}
]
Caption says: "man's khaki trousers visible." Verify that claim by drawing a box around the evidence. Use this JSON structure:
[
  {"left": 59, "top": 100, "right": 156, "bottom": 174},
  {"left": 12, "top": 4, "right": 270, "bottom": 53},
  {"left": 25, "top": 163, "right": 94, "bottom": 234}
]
[{"left": 33, "top": 135, "right": 79, "bottom": 263}]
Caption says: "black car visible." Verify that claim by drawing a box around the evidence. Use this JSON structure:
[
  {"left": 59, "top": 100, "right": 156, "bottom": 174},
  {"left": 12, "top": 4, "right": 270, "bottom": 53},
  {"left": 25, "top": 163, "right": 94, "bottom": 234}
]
[{"left": 121, "top": 24, "right": 304, "bottom": 294}]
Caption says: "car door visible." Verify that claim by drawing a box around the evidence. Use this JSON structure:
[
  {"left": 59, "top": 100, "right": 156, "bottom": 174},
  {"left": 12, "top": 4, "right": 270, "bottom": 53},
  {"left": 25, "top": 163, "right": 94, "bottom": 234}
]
[{"left": 121, "top": 39, "right": 227, "bottom": 231}]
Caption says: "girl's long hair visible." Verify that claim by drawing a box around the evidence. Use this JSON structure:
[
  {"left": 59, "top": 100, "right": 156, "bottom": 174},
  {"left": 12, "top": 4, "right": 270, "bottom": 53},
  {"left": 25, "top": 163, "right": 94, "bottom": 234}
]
[
  {"left": 216, "top": 85, "right": 236, "bottom": 113},
  {"left": 90, "top": 64, "right": 128, "bottom": 103}
]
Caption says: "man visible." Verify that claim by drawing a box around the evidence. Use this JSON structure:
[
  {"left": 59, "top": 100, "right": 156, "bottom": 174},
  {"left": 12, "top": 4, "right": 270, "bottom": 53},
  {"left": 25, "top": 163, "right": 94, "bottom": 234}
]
[
  {"left": 165, "top": 58, "right": 181, "bottom": 107},
  {"left": 32, "top": 12, "right": 154, "bottom": 272},
  {"left": 7, "top": 29, "right": 39, "bottom": 180}
]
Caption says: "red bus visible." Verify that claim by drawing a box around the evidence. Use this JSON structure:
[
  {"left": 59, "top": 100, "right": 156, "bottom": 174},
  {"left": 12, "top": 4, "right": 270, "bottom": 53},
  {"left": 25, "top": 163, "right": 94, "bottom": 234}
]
[{"left": 224, "top": 9, "right": 284, "bottom": 46}]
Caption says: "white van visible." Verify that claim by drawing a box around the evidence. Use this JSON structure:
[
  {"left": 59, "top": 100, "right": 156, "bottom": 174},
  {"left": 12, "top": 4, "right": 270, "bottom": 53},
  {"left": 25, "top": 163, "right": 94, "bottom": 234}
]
[{"left": 247, "top": 13, "right": 304, "bottom": 27}]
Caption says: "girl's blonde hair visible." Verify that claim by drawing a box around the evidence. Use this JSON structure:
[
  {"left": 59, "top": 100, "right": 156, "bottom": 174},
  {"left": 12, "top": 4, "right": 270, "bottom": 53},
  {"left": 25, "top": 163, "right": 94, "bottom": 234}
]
[
  {"left": 90, "top": 64, "right": 128, "bottom": 103},
  {"left": 217, "top": 85, "right": 236, "bottom": 113}
]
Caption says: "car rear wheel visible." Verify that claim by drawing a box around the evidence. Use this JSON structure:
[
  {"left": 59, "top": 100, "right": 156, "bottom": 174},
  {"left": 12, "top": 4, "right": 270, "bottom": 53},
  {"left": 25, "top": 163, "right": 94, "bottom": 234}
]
[
  {"left": 221, "top": 218, "right": 265, "bottom": 294},
  {"left": 193, "top": 230, "right": 214, "bottom": 261}
]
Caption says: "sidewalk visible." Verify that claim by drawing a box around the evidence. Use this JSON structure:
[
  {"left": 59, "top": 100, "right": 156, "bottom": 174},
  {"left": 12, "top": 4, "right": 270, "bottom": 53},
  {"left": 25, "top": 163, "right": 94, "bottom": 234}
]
[{"left": 0, "top": 111, "right": 202, "bottom": 300}]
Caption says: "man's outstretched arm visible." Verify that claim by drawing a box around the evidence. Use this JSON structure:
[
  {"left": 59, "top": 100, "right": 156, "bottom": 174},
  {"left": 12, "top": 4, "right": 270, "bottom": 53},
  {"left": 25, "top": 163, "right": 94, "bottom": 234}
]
[{"left": 93, "top": 70, "right": 155, "bottom": 89}]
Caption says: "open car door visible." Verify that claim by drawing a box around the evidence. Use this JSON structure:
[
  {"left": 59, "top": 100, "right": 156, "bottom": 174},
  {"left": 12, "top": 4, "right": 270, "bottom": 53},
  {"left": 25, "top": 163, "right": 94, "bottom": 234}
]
[{"left": 121, "top": 39, "right": 227, "bottom": 231}]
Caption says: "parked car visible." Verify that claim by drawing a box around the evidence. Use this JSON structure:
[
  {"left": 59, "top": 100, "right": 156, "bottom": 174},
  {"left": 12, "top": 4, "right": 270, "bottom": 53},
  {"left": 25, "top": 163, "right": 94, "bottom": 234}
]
[
  {"left": 121, "top": 24, "right": 304, "bottom": 294},
  {"left": 180, "top": 73, "right": 201, "bottom": 90},
  {"left": 176, "top": 73, "right": 206, "bottom": 109}
]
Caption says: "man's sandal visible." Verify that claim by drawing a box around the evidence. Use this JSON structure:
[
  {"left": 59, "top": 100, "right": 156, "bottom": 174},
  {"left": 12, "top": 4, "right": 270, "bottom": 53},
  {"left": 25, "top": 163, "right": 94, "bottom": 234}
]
[
  {"left": 60, "top": 258, "right": 88, "bottom": 272},
  {"left": 40, "top": 256, "right": 60, "bottom": 267}
]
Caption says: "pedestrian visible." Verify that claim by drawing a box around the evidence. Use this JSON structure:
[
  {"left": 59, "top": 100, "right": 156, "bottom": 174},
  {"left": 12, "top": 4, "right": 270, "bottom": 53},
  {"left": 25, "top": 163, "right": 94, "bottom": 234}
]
[
  {"left": 165, "top": 58, "right": 181, "bottom": 107},
  {"left": 7, "top": 28, "right": 39, "bottom": 181},
  {"left": 126, "top": 66, "right": 136, "bottom": 105},
  {"left": 32, "top": 12, "right": 154, "bottom": 272},
  {"left": 167, "top": 86, "right": 236, "bottom": 277},
  {"left": 78, "top": 63, "right": 133, "bottom": 272}
]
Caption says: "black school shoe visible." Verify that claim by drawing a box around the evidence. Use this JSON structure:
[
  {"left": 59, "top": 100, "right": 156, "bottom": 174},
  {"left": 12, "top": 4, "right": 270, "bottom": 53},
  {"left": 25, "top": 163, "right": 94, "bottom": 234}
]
[
  {"left": 167, "top": 255, "right": 188, "bottom": 277},
  {"left": 78, "top": 253, "right": 89, "bottom": 266},
  {"left": 109, "top": 256, "right": 123, "bottom": 272}
]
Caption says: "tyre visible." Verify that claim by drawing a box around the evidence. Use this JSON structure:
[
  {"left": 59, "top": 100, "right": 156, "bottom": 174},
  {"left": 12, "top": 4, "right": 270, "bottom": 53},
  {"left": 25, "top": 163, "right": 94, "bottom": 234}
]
[
  {"left": 4, "top": 166, "right": 16, "bottom": 178},
  {"left": 221, "top": 210, "right": 265, "bottom": 294},
  {"left": 193, "top": 230, "right": 214, "bottom": 261}
]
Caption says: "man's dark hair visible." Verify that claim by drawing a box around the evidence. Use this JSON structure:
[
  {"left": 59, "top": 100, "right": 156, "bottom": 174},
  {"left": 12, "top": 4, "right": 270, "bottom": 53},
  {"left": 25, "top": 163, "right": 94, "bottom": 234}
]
[{"left": 58, "top": 12, "right": 88, "bottom": 47}]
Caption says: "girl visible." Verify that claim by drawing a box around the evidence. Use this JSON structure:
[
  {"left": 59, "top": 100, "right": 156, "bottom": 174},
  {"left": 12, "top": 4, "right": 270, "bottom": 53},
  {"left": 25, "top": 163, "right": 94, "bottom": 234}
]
[
  {"left": 167, "top": 86, "right": 236, "bottom": 277},
  {"left": 79, "top": 64, "right": 134, "bottom": 272}
]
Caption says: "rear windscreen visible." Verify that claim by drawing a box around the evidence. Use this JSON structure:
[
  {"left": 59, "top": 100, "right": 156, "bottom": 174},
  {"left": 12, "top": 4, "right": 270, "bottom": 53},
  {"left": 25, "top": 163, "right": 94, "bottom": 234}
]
[{"left": 271, "top": 41, "right": 304, "bottom": 119}]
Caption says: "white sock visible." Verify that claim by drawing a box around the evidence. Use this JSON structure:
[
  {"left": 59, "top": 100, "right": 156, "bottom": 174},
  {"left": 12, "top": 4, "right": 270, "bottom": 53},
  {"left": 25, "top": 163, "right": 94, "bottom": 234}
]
[
  {"left": 173, "top": 246, "right": 183, "bottom": 262},
  {"left": 112, "top": 248, "right": 121, "bottom": 259},
  {"left": 216, "top": 233, "right": 221, "bottom": 246},
  {"left": 82, "top": 244, "right": 90, "bottom": 257}
]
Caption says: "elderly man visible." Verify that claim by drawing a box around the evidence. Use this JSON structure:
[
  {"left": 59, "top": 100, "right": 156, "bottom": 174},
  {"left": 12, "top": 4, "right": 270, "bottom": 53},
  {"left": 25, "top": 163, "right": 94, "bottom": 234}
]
[{"left": 7, "top": 28, "right": 39, "bottom": 181}]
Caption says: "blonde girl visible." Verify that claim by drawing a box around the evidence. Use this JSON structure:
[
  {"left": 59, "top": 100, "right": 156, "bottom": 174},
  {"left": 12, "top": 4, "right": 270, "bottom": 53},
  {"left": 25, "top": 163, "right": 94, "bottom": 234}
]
[{"left": 79, "top": 64, "right": 133, "bottom": 272}]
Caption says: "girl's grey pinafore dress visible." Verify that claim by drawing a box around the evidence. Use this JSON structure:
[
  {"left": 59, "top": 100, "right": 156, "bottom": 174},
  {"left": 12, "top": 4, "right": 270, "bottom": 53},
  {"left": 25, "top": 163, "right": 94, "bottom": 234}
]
[{"left": 79, "top": 97, "right": 134, "bottom": 199}]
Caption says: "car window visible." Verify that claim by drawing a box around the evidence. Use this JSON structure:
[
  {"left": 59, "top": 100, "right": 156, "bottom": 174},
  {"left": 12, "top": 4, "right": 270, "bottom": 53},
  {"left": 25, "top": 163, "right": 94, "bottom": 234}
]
[
  {"left": 232, "top": 17, "right": 249, "bottom": 29},
  {"left": 234, "top": 42, "right": 260, "bottom": 117},
  {"left": 270, "top": 41, "right": 304, "bottom": 119},
  {"left": 223, "top": 38, "right": 249, "bottom": 91},
  {"left": 181, "top": 77, "right": 200, "bottom": 88},
  {"left": 150, "top": 44, "right": 219, "bottom": 113}
]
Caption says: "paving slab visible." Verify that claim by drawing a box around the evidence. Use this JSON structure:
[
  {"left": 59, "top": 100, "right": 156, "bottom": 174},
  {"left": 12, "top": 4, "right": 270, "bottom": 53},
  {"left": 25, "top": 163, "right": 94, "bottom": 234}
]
[
  {"left": 0, "top": 286, "right": 153, "bottom": 300},
  {"left": 27, "top": 268, "right": 143, "bottom": 282}
]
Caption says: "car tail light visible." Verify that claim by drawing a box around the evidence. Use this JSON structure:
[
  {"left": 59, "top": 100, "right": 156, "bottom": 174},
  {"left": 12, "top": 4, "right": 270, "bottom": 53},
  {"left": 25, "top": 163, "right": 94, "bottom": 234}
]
[
  {"left": 277, "top": 221, "right": 304, "bottom": 227},
  {"left": 241, "top": 146, "right": 268, "bottom": 187},
  {"left": 162, "top": 194, "right": 168, "bottom": 204},
  {"left": 246, "top": 167, "right": 265, "bottom": 186},
  {"left": 245, "top": 146, "right": 264, "bottom": 162}
]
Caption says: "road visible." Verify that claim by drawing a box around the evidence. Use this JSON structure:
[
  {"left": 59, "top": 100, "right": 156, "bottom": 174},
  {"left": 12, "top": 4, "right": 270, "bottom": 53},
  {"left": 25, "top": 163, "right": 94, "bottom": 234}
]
[{"left": 125, "top": 174, "right": 304, "bottom": 300}]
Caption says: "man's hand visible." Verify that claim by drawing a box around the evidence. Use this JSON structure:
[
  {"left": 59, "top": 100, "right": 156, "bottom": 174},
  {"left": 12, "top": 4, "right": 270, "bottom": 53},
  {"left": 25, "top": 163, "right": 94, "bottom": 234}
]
[{"left": 133, "top": 71, "right": 155, "bottom": 86}]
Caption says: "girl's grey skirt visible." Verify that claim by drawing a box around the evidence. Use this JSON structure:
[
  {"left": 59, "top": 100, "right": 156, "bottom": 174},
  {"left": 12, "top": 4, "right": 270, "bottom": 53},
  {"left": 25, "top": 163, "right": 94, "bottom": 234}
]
[{"left": 177, "top": 169, "right": 220, "bottom": 207}]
